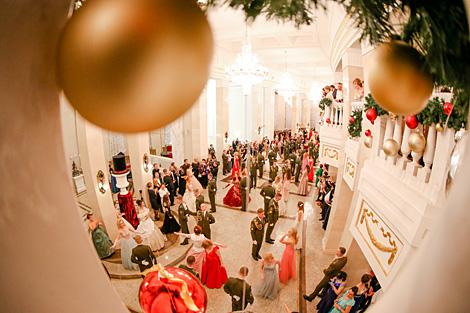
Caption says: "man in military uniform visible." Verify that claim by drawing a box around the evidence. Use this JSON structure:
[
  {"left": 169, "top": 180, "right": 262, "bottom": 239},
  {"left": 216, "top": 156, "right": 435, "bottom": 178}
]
[
  {"left": 224, "top": 267, "right": 254, "bottom": 312},
  {"left": 207, "top": 173, "right": 217, "bottom": 213},
  {"left": 308, "top": 139, "right": 314, "bottom": 158},
  {"left": 251, "top": 208, "right": 265, "bottom": 260},
  {"left": 249, "top": 157, "right": 258, "bottom": 191},
  {"left": 269, "top": 161, "right": 279, "bottom": 182},
  {"left": 197, "top": 204, "right": 215, "bottom": 239},
  {"left": 260, "top": 179, "right": 276, "bottom": 217},
  {"left": 208, "top": 144, "right": 215, "bottom": 157},
  {"left": 283, "top": 141, "right": 290, "bottom": 160},
  {"left": 257, "top": 152, "right": 265, "bottom": 178},
  {"left": 265, "top": 193, "right": 282, "bottom": 244},
  {"left": 176, "top": 195, "right": 195, "bottom": 245},
  {"left": 268, "top": 149, "right": 277, "bottom": 167},
  {"left": 295, "top": 151, "right": 302, "bottom": 183},
  {"left": 288, "top": 150, "right": 297, "bottom": 172},
  {"left": 239, "top": 171, "right": 248, "bottom": 211},
  {"left": 194, "top": 189, "right": 204, "bottom": 211}
]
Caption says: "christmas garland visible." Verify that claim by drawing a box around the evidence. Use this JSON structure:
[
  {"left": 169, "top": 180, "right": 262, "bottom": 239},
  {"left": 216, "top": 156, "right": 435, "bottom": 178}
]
[
  {"left": 208, "top": 0, "right": 470, "bottom": 107},
  {"left": 318, "top": 98, "right": 332, "bottom": 111},
  {"left": 348, "top": 109, "right": 363, "bottom": 138},
  {"left": 417, "top": 96, "right": 468, "bottom": 132},
  {"left": 364, "top": 94, "right": 388, "bottom": 117}
]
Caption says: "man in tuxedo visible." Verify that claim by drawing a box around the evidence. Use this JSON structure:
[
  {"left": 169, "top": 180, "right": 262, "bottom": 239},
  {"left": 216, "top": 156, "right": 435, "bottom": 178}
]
[
  {"left": 260, "top": 179, "right": 276, "bottom": 217},
  {"left": 170, "top": 164, "right": 178, "bottom": 193},
  {"left": 179, "top": 256, "right": 200, "bottom": 279},
  {"left": 197, "top": 204, "right": 215, "bottom": 239},
  {"left": 222, "top": 150, "right": 230, "bottom": 175},
  {"left": 176, "top": 196, "right": 195, "bottom": 245},
  {"left": 250, "top": 208, "right": 265, "bottom": 261},
  {"left": 131, "top": 236, "right": 157, "bottom": 273},
  {"left": 192, "top": 158, "right": 199, "bottom": 178},
  {"left": 331, "top": 84, "right": 337, "bottom": 99},
  {"left": 207, "top": 173, "right": 217, "bottom": 213},
  {"left": 295, "top": 151, "right": 302, "bottom": 183},
  {"left": 194, "top": 189, "right": 204, "bottom": 211},
  {"left": 163, "top": 169, "right": 175, "bottom": 206},
  {"left": 152, "top": 163, "right": 160, "bottom": 180},
  {"left": 303, "top": 247, "right": 348, "bottom": 302},
  {"left": 182, "top": 159, "right": 190, "bottom": 173},
  {"left": 265, "top": 193, "right": 281, "bottom": 244},
  {"left": 239, "top": 171, "right": 248, "bottom": 212}
]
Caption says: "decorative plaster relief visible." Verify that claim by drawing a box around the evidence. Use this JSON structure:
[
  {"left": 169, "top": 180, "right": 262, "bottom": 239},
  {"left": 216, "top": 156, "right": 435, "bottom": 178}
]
[
  {"left": 322, "top": 144, "right": 339, "bottom": 161},
  {"left": 345, "top": 156, "right": 356, "bottom": 179},
  {"left": 355, "top": 200, "right": 404, "bottom": 276}
]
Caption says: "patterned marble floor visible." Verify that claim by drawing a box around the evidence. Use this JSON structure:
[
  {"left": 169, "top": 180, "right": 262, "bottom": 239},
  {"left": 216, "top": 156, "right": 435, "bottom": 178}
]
[{"left": 107, "top": 171, "right": 334, "bottom": 313}]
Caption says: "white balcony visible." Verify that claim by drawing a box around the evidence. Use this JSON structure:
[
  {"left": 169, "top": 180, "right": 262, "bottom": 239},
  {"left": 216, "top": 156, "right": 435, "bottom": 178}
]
[{"left": 319, "top": 103, "right": 344, "bottom": 167}]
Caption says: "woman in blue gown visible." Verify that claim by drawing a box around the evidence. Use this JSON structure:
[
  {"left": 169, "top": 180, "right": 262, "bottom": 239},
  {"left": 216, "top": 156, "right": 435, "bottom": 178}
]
[
  {"left": 328, "top": 287, "right": 357, "bottom": 313},
  {"left": 317, "top": 271, "right": 347, "bottom": 313}
]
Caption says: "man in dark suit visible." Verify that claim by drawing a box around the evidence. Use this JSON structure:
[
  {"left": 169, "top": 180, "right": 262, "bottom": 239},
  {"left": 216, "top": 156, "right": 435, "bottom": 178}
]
[
  {"left": 191, "top": 158, "right": 199, "bottom": 178},
  {"left": 222, "top": 150, "right": 230, "bottom": 175},
  {"left": 179, "top": 255, "right": 200, "bottom": 279},
  {"left": 250, "top": 208, "right": 265, "bottom": 261},
  {"left": 170, "top": 164, "right": 178, "bottom": 192},
  {"left": 224, "top": 267, "right": 254, "bottom": 312},
  {"left": 239, "top": 171, "right": 248, "bottom": 212},
  {"left": 265, "top": 193, "right": 281, "bottom": 244},
  {"left": 181, "top": 159, "right": 190, "bottom": 173},
  {"left": 131, "top": 236, "right": 157, "bottom": 273},
  {"left": 194, "top": 189, "right": 204, "bottom": 211},
  {"left": 257, "top": 152, "right": 265, "bottom": 178},
  {"left": 176, "top": 196, "right": 195, "bottom": 245},
  {"left": 163, "top": 169, "right": 175, "bottom": 206},
  {"left": 260, "top": 179, "right": 276, "bottom": 217},
  {"left": 249, "top": 158, "right": 258, "bottom": 192},
  {"left": 207, "top": 173, "right": 217, "bottom": 213},
  {"left": 197, "top": 204, "right": 215, "bottom": 239},
  {"left": 303, "top": 247, "right": 348, "bottom": 302}
]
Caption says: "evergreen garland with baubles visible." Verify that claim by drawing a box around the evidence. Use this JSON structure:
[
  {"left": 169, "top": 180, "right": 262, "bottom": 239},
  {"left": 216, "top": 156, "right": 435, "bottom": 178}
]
[
  {"left": 348, "top": 110, "right": 363, "bottom": 138},
  {"left": 364, "top": 94, "right": 389, "bottom": 117},
  {"left": 318, "top": 98, "right": 332, "bottom": 111}
]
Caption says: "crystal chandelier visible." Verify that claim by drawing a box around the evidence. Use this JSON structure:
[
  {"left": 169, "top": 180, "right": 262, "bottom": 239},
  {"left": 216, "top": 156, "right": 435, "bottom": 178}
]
[
  {"left": 276, "top": 51, "right": 298, "bottom": 103},
  {"left": 307, "top": 66, "right": 322, "bottom": 102},
  {"left": 226, "top": 27, "right": 268, "bottom": 96}
]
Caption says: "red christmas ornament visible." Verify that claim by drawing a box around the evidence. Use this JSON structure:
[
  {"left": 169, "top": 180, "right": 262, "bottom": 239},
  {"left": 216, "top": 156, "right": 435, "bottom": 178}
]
[
  {"left": 326, "top": 118, "right": 331, "bottom": 124},
  {"left": 317, "top": 202, "right": 321, "bottom": 206},
  {"left": 350, "top": 117, "right": 355, "bottom": 123},
  {"left": 139, "top": 266, "right": 207, "bottom": 313},
  {"left": 444, "top": 102, "right": 453, "bottom": 115},
  {"left": 405, "top": 115, "right": 418, "bottom": 129},
  {"left": 366, "top": 108, "right": 377, "bottom": 125},
  {"left": 365, "top": 129, "right": 372, "bottom": 137}
]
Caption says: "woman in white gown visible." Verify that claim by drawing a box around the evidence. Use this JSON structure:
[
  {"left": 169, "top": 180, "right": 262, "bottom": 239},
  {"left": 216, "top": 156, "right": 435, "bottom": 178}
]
[
  {"left": 188, "top": 168, "right": 203, "bottom": 195},
  {"left": 293, "top": 201, "right": 304, "bottom": 250},
  {"left": 111, "top": 220, "right": 143, "bottom": 270},
  {"left": 136, "top": 200, "right": 165, "bottom": 251},
  {"left": 175, "top": 225, "right": 226, "bottom": 275},
  {"left": 183, "top": 170, "right": 197, "bottom": 211}
]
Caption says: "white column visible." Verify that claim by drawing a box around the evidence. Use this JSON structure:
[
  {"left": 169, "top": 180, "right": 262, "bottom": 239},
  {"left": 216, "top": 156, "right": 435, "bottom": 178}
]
[
  {"left": 216, "top": 78, "right": 230, "bottom": 155},
  {"left": 127, "top": 132, "right": 153, "bottom": 202},
  {"left": 398, "top": 125, "right": 412, "bottom": 170}
]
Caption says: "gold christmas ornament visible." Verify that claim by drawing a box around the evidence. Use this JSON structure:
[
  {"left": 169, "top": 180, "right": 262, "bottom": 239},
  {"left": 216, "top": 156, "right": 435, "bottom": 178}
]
[
  {"left": 58, "top": 0, "right": 214, "bottom": 133},
  {"left": 364, "top": 135, "right": 373, "bottom": 148},
  {"left": 408, "top": 132, "right": 426, "bottom": 153},
  {"left": 382, "top": 138, "right": 399, "bottom": 156},
  {"left": 349, "top": 135, "right": 353, "bottom": 139},
  {"left": 436, "top": 123, "right": 444, "bottom": 133},
  {"left": 367, "top": 41, "right": 433, "bottom": 115}
]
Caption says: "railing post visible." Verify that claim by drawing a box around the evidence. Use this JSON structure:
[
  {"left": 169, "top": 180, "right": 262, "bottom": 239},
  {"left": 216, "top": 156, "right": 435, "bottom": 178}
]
[
  {"left": 380, "top": 116, "right": 394, "bottom": 160},
  {"left": 389, "top": 116, "right": 402, "bottom": 165},
  {"left": 418, "top": 124, "right": 437, "bottom": 182}
]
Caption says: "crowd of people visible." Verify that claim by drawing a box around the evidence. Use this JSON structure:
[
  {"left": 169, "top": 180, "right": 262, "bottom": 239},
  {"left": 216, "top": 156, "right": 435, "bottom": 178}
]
[
  {"left": 86, "top": 124, "right": 382, "bottom": 312},
  {"left": 319, "top": 78, "right": 364, "bottom": 103}
]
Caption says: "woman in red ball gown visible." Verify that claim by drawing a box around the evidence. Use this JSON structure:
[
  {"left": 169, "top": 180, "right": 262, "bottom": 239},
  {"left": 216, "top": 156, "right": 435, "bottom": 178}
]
[
  {"left": 201, "top": 240, "right": 228, "bottom": 288},
  {"left": 231, "top": 152, "right": 240, "bottom": 179},
  {"left": 223, "top": 171, "right": 250, "bottom": 207},
  {"left": 308, "top": 156, "right": 315, "bottom": 181},
  {"left": 279, "top": 228, "right": 298, "bottom": 284}
]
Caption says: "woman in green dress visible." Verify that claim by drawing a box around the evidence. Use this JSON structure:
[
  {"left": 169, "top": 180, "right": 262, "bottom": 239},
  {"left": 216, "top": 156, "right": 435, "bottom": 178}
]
[
  {"left": 87, "top": 214, "right": 114, "bottom": 259},
  {"left": 315, "top": 163, "right": 324, "bottom": 187}
]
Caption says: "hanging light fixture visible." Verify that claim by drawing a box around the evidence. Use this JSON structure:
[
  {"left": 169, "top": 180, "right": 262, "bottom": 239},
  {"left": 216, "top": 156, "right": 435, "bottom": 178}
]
[
  {"left": 308, "top": 65, "right": 322, "bottom": 103},
  {"left": 276, "top": 51, "right": 298, "bottom": 103},
  {"left": 226, "top": 26, "right": 268, "bottom": 96}
]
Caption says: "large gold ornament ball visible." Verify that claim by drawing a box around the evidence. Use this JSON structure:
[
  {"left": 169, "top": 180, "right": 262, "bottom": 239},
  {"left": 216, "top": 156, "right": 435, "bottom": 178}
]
[
  {"left": 367, "top": 41, "right": 433, "bottom": 115},
  {"left": 382, "top": 138, "right": 399, "bottom": 156},
  {"left": 58, "top": 0, "right": 213, "bottom": 133},
  {"left": 408, "top": 132, "right": 426, "bottom": 153}
]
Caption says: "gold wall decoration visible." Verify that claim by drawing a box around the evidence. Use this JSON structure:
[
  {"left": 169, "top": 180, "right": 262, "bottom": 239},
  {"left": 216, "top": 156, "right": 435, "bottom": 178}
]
[
  {"left": 323, "top": 145, "right": 339, "bottom": 160},
  {"left": 360, "top": 208, "right": 397, "bottom": 265},
  {"left": 345, "top": 157, "right": 356, "bottom": 179},
  {"left": 96, "top": 170, "right": 107, "bottom": 194},
  {"left": 143, "top": 153, "right": 150, "bottom": 172}
]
